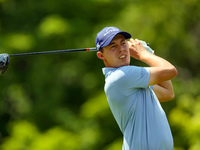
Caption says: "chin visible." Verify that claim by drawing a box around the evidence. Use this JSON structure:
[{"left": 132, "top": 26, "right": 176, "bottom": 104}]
[
  {"left": 121, "top": 64, "right": 130, "bottom": 67},
  {"left": 117, "top": 63, "right": 130, "bottom": 68}
]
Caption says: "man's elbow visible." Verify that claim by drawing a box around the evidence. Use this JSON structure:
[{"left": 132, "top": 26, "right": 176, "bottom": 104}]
[
  {"left": 159, "top": 92, "right": 175, "bottom": 102},
  {"left": 171, "top": 67, "right": 178, "bottom": 79},
  {"left": 166, "top": 67, "right": 177, "bottom": 101},
  {"left": 168, "top": 92, "right": 175, "bottom": 101}
]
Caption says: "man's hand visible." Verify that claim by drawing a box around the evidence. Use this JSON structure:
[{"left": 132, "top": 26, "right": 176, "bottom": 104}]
[{"left": 128, "top": 38, "right": 150, "bottom": 60}]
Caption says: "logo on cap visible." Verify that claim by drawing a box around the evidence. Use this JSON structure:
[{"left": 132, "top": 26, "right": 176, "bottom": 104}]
[{"left": 104, "top": 27, "right": 120, "bottom": 36}]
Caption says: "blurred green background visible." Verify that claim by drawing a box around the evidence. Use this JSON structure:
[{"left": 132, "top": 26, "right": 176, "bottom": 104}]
[{"left": 0, "top": 0, "right": 200, "bottom": 149}]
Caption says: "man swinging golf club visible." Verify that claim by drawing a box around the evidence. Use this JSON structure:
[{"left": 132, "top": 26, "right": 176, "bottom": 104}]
[{"left": 96, "top": 27, "right": 178, "bottom": 150}]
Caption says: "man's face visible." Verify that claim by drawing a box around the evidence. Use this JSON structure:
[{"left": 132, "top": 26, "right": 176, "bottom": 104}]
[{"left": 97, "top": 34, "right": 130, "bottom": 68}]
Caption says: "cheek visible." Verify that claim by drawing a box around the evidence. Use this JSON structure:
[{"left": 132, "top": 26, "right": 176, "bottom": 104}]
[
  {"left": 105, "top": 51, "right": 115, "bottom": 58},
  {"left": 125, "top": 44, "right": 129, "bottom": 51},
  {"left": 105, "top": 54, "right": 117, "bottom": 64}
]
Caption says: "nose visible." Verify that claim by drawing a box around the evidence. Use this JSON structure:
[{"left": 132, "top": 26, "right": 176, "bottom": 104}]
[{"left": 118, "top": 44, "right": 125, "bottom": 53}]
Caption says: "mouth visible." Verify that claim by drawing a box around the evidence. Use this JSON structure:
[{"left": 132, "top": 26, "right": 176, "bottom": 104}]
[{"left": 119, "top": 55, "right": 126, "bottom": 59}]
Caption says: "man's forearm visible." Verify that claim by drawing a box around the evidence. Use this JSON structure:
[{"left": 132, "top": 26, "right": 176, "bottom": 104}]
[
  {"left": 144, "top": 53, "right": 176, "bottom": 102},
  {"left": 153, "top": 80, "right": 175, "bottom": 102},
  {"left": 140, "top": 52, "right": 175, "bottom": 68},
  {"left": 142, "top": 52, "right": 178, "bottom": 84}
]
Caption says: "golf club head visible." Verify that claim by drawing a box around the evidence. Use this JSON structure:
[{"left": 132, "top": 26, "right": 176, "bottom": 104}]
[{"left": 0, "top": 53, "right": 9, "bottom": 75}]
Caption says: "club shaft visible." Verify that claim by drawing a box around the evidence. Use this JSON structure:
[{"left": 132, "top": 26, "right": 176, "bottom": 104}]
[{"left": 9, "top": 47, "right": 97, "bottom": 57}]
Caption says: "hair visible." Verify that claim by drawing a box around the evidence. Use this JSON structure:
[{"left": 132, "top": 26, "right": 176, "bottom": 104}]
[{"left": 100, "top": 48, "right": 104, "bottom": 53}]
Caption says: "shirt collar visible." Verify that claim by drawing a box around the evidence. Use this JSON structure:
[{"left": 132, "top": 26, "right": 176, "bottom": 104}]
[{"left": 102, "top": 67, "right": 117, "bottom": 78}]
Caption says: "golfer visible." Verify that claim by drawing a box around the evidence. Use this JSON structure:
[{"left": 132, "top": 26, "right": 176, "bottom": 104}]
[{"left": 96, "top": 27, "right": 178, "bottom": 150}]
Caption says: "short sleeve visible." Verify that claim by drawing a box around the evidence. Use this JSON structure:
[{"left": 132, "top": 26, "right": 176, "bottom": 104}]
[{"left": 114, "top": 66, "right": 150, "bottom": 90}]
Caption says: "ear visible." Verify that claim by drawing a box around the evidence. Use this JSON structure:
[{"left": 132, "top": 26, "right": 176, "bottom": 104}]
[{"left": 97, "top": 51, "right": 105, "bottom": 60}]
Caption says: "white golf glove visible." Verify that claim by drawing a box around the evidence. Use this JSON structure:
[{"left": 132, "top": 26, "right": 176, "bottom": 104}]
[{"left": 140, "top": 40, "right": 154, "bottom": 54}]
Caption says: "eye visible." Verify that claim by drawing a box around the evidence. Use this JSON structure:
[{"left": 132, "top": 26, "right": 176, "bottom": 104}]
[
  {"left": 110, "top": 45, "right": 116, "bottom": 49},
  {"left": 121, "top": 40, "right": 126, "bottom": 45}
]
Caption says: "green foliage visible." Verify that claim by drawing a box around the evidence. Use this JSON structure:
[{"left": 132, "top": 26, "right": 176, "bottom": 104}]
[
  {"left": 0, "top": 0, "right": 200, "bottom": 149},
  {"left": 1, "top": 121, "right": 79, "bottom": 150},
  {"left": 169, "top": 79, "right": 200, "bottom": 150}
]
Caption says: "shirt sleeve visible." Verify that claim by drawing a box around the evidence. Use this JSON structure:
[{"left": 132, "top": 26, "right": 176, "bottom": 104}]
[{"left": 114, "top": 66, "right": 150, "bottom": 90}]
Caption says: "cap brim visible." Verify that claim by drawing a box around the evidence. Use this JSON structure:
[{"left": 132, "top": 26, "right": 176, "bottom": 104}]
[{"left": 101, "top": 31, "right": 131, "bottom": 48}]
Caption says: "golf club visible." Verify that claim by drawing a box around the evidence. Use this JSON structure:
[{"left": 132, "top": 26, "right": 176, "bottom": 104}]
[
  {"left": 0, "top": 47, "right": 97, "bottom": 75},
  {"left": 0, "top": 42, "right": 150, "bottom": 75}
]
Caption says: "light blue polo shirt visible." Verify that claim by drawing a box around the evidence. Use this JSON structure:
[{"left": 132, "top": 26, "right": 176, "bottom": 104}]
[{"left": 102, "top": 66, "right": 174, "bottom": 150}]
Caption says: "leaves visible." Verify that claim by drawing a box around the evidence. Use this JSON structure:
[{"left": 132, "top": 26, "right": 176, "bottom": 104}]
[{"left": 0, "top": 0, "right": 200, "bottom": 149}]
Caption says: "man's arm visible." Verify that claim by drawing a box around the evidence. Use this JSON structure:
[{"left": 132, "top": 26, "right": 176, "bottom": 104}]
[
  {"left": 144, "top": 54, "right": 177, "bottom": 102},
  {"left": 153, "top": 81, "right": 175, "bottom": 102},
  {"left": 128, "top": 39, "right": 178, "bottom": 101}
]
